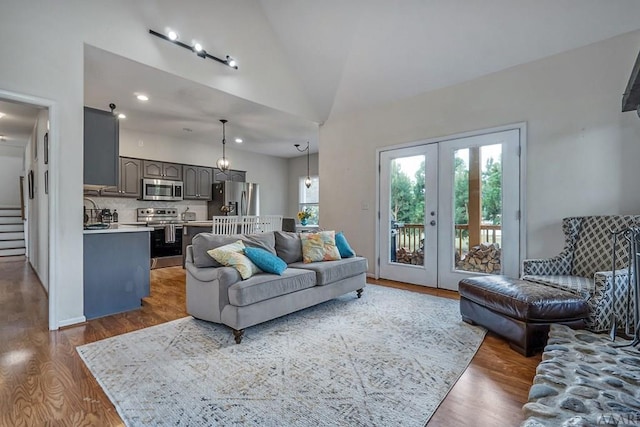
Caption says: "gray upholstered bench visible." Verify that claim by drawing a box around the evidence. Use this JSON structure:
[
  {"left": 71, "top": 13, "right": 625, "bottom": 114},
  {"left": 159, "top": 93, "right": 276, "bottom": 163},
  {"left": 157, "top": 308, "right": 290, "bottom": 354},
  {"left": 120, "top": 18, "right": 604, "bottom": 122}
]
[{"left": 459, "top": 276, "right": 589, "bottom": 356}]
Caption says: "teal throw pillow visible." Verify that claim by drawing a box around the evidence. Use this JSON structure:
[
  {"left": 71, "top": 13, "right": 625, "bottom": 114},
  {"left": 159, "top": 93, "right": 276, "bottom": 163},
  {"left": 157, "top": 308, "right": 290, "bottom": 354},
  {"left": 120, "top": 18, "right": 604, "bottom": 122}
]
[
  {"left": 335, "top": 232, "right": 355, "bottom": 258},
  {"left": 244, "top": 247, "right": 287, "bottom": 275}
]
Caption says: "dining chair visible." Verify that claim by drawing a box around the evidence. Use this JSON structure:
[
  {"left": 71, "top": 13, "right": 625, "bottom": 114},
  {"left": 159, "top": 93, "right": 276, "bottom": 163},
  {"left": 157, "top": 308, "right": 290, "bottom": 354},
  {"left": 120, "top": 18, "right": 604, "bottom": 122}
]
[{"left": 212, "top": 216, "right": 241, "bottom": 235}]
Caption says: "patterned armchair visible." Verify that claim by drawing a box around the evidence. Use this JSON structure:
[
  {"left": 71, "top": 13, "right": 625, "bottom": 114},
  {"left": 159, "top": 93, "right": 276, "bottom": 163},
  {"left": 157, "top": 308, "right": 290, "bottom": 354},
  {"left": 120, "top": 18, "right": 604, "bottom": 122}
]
[{"left": 522, "top": 215, "right": 640, "bottom": 333}]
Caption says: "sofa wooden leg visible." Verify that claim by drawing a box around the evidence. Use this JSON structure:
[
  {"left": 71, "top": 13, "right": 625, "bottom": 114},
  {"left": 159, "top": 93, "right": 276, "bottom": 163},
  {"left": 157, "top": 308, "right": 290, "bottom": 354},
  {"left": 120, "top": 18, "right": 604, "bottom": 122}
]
[
  {"left": 356, "top": 288, "right": 363, "bottom": 298},
  {"left": 232, "top": 329, "right": 244, "bottom": 344}
]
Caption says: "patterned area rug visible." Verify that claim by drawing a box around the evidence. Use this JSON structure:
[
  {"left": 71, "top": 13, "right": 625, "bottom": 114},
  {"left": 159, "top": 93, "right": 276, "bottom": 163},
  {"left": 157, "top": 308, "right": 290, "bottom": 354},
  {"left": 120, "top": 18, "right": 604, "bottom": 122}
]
[{"left": 77, "top": 284, "right": 486, "bottom": 426}]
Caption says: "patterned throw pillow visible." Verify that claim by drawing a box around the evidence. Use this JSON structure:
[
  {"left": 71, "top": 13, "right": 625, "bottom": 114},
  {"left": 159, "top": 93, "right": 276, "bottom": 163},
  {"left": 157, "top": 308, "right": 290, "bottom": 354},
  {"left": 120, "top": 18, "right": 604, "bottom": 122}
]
[
  {"left": 300, "top": 231, "right": 342, "bottom": 263},
  {"left": 335, "top": 231, "right": 356, "bottom": 258},
  {"left": 207, "top": 240, "right": 261, "bottom": 280},
  {"left": 244, "top": 247, "right": 287, "bottom": 275}
]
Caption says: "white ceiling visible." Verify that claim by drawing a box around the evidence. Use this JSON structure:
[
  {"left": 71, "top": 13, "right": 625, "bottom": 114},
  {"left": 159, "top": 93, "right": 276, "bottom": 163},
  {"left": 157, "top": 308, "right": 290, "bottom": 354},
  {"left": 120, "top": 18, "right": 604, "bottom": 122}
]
[
  {"left": 7, "top": 1, "right": 640, "bottom": 159},
  {"left": 260, "top": 0, "right": 640, "bottom": 121},
  {"left": 0, "top": 99, "right": 41, "bottom": 149},
  {"left": 84, "top": 46, "right": 320, "bottom": 158}
]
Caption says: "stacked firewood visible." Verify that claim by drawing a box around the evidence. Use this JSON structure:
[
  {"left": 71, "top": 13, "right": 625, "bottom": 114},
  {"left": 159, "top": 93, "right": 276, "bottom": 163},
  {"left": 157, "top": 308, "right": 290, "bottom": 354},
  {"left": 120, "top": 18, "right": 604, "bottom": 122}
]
[
  {"left": 456, "top": 243, "right": 501, "bottom": 273},
  {"left": 395, "top": 247, "right": 424, "bottom": 265}
]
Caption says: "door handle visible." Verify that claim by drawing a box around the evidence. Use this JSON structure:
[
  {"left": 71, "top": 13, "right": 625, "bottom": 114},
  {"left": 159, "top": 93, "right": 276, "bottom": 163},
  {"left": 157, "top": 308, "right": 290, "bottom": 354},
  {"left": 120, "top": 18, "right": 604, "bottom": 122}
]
[{"left": 430, "top": 220, "right": 436, "bottom": 226}]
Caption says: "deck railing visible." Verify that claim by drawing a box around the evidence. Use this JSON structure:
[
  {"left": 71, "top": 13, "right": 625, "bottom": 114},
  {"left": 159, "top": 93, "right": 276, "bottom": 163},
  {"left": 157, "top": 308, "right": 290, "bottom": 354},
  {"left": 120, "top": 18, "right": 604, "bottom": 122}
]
[{"left": 394, "top": 223, "right": 502, "bottom": 255}]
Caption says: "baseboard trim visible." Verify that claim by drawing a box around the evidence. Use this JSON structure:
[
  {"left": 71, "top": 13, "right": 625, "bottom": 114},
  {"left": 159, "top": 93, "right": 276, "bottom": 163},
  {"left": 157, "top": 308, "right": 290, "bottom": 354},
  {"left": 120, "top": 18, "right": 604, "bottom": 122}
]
[{"left": 58, "top": 316, "right": 86, "bottom": 329}]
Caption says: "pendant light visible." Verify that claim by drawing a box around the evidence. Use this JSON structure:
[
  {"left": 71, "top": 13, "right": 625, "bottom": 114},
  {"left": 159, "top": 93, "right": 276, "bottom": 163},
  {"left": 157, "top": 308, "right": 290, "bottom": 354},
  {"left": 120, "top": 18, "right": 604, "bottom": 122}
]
[
  {"left": 216, "top": 119, "right": 230, "bottom": 172},
  {"left": 295, "top": 141, "right": 312, "bottom": 188}
]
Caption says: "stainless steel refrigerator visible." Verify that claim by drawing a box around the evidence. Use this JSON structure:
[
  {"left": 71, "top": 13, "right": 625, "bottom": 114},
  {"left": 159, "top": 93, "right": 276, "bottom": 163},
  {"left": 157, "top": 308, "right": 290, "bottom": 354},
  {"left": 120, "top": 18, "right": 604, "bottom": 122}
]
[{"left": 208, "top": 181, "right": 260, "bottom": 218}]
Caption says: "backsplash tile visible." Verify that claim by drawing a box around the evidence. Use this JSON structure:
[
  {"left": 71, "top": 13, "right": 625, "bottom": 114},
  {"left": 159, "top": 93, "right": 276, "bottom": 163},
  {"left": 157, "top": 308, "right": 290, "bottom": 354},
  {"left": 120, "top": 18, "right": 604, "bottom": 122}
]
[{"left": 82, "top": 197, "right": 208, "bottom": 223}]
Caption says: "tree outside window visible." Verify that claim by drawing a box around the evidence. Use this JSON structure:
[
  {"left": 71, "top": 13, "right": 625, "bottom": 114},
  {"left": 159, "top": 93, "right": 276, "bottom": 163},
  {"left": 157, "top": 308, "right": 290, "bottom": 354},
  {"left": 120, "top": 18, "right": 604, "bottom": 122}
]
[{"left": 299, "top": 176, "right": 319, "bottom": 225}]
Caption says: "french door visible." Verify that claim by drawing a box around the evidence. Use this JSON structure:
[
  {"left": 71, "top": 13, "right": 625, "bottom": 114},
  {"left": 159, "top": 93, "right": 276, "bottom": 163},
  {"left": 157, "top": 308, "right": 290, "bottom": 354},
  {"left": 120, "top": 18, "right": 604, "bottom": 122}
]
[{"left": 379, "top": 128, "right": 521, "bottom": 290}]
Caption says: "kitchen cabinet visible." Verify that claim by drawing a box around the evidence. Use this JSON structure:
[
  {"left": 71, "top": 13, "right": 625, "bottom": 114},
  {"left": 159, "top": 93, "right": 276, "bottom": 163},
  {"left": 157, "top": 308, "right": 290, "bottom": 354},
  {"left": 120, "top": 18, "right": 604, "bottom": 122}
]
[
  {"left": 83, "top": 230, "right": 150, "bottom": 319},
  {"left": 143, "top": 160, "right": 183, "bottom": 180},
  {"left": 84, "top": 107, "right": 119, "bottom": 186},
  {"left": 213, "top": 168, "right": 246, "bottom": 183},
  {"left": 183, "top": 165, "right": 213, "bottom": 200},
  {"left": 100, "top": 157, "right": 142, "bottom": 198}
]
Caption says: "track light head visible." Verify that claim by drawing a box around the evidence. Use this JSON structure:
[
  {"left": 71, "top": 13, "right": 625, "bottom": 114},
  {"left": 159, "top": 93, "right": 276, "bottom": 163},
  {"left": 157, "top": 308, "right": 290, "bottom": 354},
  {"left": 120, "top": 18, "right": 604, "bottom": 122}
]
[{"left": 167, "top": 30, "right": 178, "bottom": 41}]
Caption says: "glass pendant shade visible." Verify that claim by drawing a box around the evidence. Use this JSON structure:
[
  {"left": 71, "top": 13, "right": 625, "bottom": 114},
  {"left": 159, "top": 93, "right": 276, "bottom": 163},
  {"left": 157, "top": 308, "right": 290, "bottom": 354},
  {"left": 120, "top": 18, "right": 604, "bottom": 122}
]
[
  {"left": 216, "top": 157, "right": 229, "bottom": 171},
  {"left": 217, "top": 119, "right": 230, "bottom": 171}
]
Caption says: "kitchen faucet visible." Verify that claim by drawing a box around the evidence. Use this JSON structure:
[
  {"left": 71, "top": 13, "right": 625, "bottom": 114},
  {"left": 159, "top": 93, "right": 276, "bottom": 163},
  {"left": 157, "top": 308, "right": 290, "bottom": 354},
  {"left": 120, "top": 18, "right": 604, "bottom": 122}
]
[{"left": 83, "top": 197, "right": 100, "bottom": 223}]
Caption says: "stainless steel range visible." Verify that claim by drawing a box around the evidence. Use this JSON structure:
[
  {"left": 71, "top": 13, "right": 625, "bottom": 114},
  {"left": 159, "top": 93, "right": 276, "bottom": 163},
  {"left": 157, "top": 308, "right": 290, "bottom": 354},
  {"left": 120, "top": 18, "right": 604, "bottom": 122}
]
[{"left": 137, "top": 207, "right": 184, "bottom": 269}]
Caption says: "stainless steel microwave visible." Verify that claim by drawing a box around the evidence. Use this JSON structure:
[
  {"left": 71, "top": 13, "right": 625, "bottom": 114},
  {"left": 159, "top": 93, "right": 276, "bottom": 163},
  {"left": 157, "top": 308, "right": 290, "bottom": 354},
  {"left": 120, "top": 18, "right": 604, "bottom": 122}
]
[{"left": 142, "top": 178, "right": 183, "bottom": 201}]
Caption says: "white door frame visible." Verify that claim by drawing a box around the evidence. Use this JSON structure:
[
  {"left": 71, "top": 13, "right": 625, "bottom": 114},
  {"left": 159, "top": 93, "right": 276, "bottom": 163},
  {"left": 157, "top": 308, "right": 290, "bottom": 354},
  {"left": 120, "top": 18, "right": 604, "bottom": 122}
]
[
  {"left": 375, "top": 122, "right": 527, "bottom": 284},
  {"left": 0, "top": 89, "right": 59, "bottom": 330},
  {"left": 379, "top": 144, "right": 438, "bottom": 286}
]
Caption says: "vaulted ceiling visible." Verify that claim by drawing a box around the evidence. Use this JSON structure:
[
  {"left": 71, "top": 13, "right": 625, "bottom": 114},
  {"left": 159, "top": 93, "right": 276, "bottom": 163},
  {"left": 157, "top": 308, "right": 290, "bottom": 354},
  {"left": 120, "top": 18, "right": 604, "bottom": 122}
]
[
  {"left": 6, "top": 1, "right": 640, "bottom": 158},
  {"left": 258, "top": 0, "right": 640, "bottom": 122}
]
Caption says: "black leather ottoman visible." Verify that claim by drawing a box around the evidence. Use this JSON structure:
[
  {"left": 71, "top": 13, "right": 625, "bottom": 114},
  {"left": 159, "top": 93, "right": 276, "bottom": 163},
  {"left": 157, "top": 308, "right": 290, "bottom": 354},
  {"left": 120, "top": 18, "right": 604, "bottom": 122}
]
[{"left": 459, "top": 276, "right": 589, "bottom": 356}]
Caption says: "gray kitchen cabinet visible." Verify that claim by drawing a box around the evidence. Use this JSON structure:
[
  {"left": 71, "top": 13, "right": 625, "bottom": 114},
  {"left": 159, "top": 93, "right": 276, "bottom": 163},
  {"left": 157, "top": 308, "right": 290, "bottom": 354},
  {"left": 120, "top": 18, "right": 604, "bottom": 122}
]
[
  {"left": 213, "top": 168, "right": 246, "bottom": 183},
  {"left": 183, "top": 165, "right": 213, "bottom": 200},
  {"left": 100, "top": 157, "right": 142, "bottom": 198},
  {"left": 84, "top": 107, "right": 119, "bottom": 186},
  {"left": 83, "top": 231, "right": 150, "bottom": 319},
  {"left": 143, "top": 160, "right": 183, "bottom": 180}
]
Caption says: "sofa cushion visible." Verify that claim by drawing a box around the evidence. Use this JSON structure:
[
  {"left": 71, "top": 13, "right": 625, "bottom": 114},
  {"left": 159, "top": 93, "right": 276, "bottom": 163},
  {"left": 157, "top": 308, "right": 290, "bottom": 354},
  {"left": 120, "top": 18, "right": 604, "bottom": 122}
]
[
  {"left": 521, "top": 275, "right": 593, "bottom": 299},
  {"left": 335, "top": 232, "right": 355, "bottom": 258},
  {"left": 208, "top": 241, "right": 261, "bottom": 280},
  {"left": 300, "top": 231, "right": 341, "bottom": 263},
  {"left": 244, "top": 247, "right": 287, "bottom": 275},
  {"left": 274, "top": 231, "right": 303, "bottom": 264},
  {"left": 288, "top": 257, "right": 368, "bottom": 286},
  {"left": 228, "top": 268, "right": 316, "bottom": 307},
  {"left": 192, "top": 232, "right": 277, "bottom": 268}
]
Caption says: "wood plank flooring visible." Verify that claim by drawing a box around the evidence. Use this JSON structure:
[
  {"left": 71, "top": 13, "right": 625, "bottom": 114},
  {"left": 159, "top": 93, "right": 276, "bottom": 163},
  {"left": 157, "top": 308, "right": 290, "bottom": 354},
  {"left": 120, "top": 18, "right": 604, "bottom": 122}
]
[{"left": 0, "top": 259, "right": 540, "bottom": 426}]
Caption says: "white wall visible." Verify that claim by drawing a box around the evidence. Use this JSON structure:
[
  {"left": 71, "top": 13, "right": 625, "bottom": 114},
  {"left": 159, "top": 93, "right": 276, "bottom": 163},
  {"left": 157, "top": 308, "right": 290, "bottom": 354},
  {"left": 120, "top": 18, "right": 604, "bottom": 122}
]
[
  {"left": 0, "top": 1, "right": 315, "bottom": 327},
  {"left": 320, "top": 30, "right": 640, "bottom": 275},
  {"left": 0, "top": 146, "right": 24, "bottom": 207},
  {"left": 287, "top": 153, "right": 319, "bottom": 218},
  {"left": 120, "top": 129, "right": 289, "bottom": 215}
]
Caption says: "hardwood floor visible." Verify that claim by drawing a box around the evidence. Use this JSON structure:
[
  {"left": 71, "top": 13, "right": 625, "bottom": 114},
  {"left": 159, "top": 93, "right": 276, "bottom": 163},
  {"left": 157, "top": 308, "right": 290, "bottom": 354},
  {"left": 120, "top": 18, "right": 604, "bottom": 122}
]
[{"left": 0, "top": 259, "right": 539, "bottom": 426}]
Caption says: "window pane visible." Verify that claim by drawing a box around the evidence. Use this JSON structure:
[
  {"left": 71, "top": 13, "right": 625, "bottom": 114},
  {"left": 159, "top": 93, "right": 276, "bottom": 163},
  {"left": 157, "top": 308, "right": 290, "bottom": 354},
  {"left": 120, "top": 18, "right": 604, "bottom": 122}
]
[{"left": 299, "top": 176, "right": 319, "bottom": 203}]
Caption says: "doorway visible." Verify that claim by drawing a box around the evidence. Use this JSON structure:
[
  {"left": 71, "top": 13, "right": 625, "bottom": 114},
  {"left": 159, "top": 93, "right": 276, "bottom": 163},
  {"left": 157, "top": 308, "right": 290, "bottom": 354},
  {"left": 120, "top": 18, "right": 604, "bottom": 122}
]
[
  {"left": 378, "top": 125, "right": 524, "bottom": 290},
  {"left": 0, "top": 89, "right": 55, "bottom": 329}
]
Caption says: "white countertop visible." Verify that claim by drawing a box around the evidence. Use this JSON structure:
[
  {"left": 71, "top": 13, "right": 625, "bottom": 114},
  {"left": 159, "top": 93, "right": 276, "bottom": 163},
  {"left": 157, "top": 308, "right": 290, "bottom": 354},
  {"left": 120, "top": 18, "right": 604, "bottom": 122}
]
[
  {"left": 83, "top": 224, "right": 154, "bottom": 234},
  {"left": 183, "top": 221, "right": 213, "bottom": 227}
]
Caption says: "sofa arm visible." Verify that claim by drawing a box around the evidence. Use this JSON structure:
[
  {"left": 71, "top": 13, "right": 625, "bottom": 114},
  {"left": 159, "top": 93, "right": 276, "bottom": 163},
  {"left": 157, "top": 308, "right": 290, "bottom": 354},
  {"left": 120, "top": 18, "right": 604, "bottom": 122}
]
[
  {"left": 589, "top": 268, "right": 634, "bottom": 333},
  {"left": 185, "top": 262, "right": 241, "bottom": 324},
  {"left": 522, "top": 254, "right": 572, "bottom": 276}
]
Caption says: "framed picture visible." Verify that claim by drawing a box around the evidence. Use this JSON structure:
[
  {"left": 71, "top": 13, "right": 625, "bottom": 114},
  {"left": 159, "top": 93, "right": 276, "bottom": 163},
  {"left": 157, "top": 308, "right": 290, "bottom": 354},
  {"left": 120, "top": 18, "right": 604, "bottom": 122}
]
[
  {"left": 44, "top": 132, "right": 48, "bottom": 165},
  {"left": 44, "top": 170, "right": 49, "bottom": 195},
  {"left": 28, "top": 170, "right": 34, "bottom": 199}
]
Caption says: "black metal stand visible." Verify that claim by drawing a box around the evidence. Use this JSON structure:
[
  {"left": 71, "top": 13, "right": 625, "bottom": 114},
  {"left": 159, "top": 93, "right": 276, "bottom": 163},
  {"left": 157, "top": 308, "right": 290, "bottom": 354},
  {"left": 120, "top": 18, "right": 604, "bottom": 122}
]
[{"left": 611, "top": 226, "right": 640, "bottom": 347}]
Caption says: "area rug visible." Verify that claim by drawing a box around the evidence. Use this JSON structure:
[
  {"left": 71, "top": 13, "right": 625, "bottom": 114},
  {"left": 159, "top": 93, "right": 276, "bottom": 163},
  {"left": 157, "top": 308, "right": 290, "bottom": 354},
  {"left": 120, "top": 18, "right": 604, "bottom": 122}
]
[{"left": 77, "top": 284, "right": 486, "bottom": 426}]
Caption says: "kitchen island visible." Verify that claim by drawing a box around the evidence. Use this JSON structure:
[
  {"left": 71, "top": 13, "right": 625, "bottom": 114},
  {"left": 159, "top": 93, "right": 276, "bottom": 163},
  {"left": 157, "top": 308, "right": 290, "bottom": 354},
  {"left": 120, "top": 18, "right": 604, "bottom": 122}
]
[{"left": 83, "top": 224, "right": 153, "bottom": 319}]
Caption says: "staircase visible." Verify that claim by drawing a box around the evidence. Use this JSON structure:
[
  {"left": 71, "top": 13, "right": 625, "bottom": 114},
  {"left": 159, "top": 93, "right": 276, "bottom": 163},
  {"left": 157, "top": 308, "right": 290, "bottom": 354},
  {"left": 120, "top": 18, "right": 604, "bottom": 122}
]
[{"left": 0, "top": 208, "right": 26, "bottom": 257}]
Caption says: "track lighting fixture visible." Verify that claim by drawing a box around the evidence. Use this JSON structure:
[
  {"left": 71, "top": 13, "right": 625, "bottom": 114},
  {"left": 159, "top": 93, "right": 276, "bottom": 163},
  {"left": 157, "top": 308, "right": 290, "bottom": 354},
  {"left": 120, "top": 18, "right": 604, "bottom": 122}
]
[
  {"left": 295, "top": 141, "right": 312, "bottom": 188},
  {"left": 149, "top": 29, "right": 239, "bottom": 69}
]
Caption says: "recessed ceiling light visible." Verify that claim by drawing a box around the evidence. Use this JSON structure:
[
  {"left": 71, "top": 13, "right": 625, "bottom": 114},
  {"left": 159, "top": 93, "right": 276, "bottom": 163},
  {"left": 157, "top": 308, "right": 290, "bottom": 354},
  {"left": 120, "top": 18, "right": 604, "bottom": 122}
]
[
  {"left": 235, "top": 138, "right": 243, "bottom": 143},
  {"left": 136, "top": 94, "right": 149, "bottom": 101},
  {"left": 118, "top": 113, "right": 126, "bottom": 119},
  {"left": 0, "top": 112, "right": 5, "bottom": 119}
]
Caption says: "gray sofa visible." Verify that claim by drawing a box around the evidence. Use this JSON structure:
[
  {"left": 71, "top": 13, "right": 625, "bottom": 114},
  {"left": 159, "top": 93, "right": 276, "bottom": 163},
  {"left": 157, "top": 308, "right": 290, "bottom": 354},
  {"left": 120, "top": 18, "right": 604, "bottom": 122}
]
[{"left": 185, "top": 231, "right": 368, "bottom": 343}]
